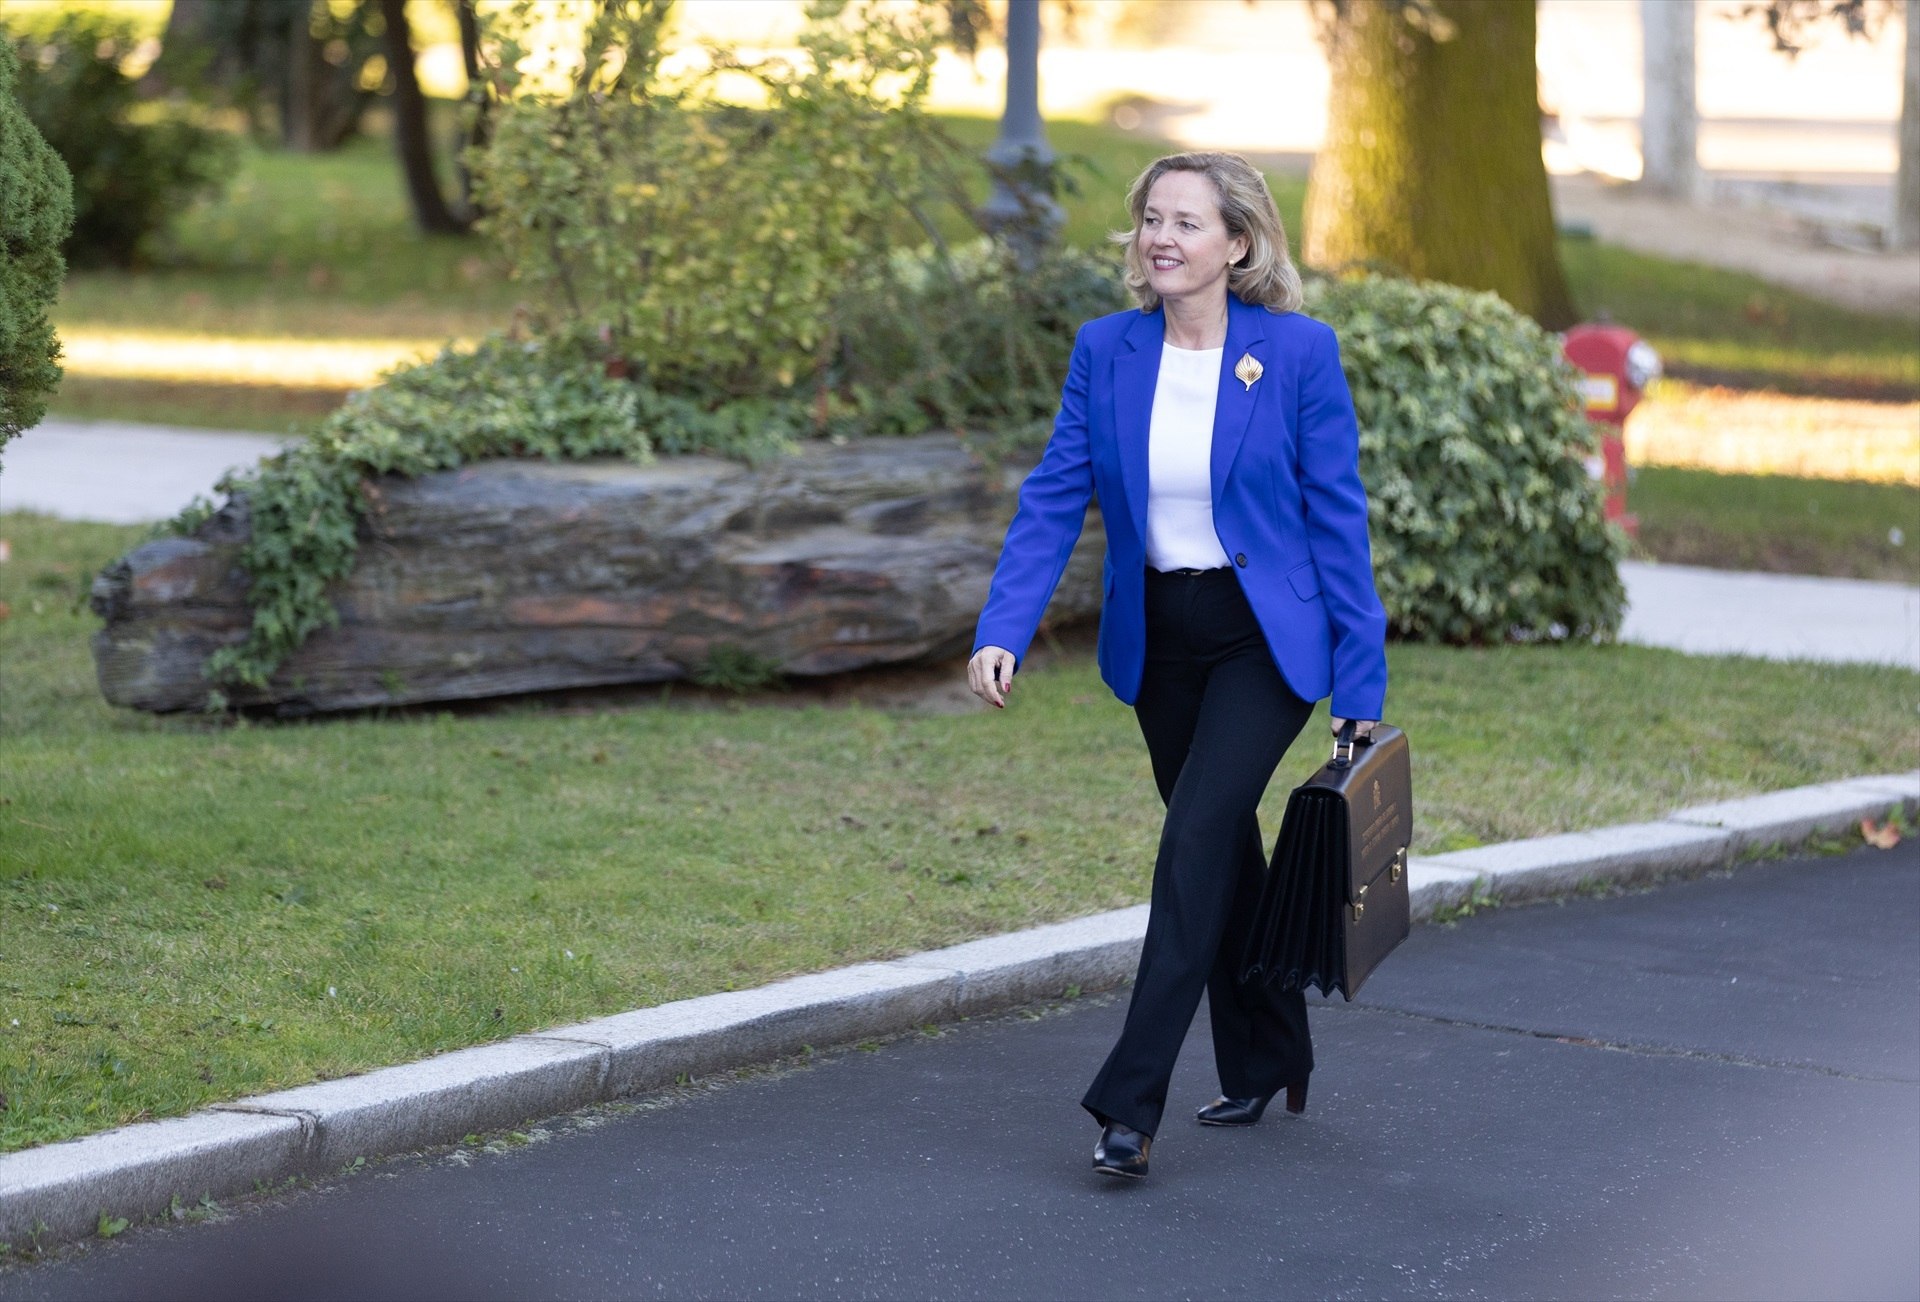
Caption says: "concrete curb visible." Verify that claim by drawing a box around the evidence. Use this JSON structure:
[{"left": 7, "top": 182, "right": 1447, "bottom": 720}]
[{"left": 3, "top": 772, "right": 1913, "bottom": 1251}]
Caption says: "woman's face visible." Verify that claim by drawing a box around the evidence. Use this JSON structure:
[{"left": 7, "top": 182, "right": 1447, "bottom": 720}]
[{"left": 1137, "top": 170, "right": 1248, "bottom": 309}]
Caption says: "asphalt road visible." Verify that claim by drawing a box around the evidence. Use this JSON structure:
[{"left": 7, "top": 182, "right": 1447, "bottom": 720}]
[{"left": 4, "top": 842, "right": 1916, "bottom": 1301}]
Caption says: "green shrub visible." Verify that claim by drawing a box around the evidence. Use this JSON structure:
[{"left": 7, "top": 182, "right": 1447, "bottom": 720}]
[
  {"left": 833, "top": 239, "right": 1127, "bottom": 437},
  {"left": 198, "top": 333, "right": 811, "bottom": 690},
  {"left": 3, "top": 11, "right": 235, "bottom": 268},
  {"left": 0, "top": 39, "right": 72, "bottom": 455},
  {"left": 1308, "top": 274, "right": 1626, "bottom": 643},
  {"left": 469, "top": 0, "right": 963, "bottom": 402}
]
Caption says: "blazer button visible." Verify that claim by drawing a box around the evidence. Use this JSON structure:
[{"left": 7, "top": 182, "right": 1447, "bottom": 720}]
[{"left": 1234, "top": 553, "right": 1248, "bottom": 568}]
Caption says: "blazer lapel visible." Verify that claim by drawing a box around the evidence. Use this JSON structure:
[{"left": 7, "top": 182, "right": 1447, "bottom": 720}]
[
  {"left": 1112, "top": 309, "right": 1163, "bottom": 544},
  {"left": 1210, "top": 296, "right": 1268, "bottom": 503}
]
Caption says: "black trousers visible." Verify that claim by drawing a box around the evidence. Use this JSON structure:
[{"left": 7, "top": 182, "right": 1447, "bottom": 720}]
[{"left": 1081, "top": 567, "right": 1316, "bottom": 1137}]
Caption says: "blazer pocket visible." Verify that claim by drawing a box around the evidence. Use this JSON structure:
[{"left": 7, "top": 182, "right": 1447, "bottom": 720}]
[{"left": 1287, "top": 560, "right": 1321, "bottom": 602}]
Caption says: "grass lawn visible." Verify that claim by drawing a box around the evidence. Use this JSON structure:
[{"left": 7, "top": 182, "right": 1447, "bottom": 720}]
[
  {"left": 1560, "top": 238, "right": 1920, "bottom": 401},
  {"left": 1631, "top": 467, "right": 1917, "bottom": 583},
  {"left": 2, "top": 511, "right": 1916, "bottom": 1153}
]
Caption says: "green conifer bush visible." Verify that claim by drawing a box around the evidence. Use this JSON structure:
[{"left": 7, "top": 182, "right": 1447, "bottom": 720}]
[{"left": 0, "top": 39, "right": 72, "bottom": 458}]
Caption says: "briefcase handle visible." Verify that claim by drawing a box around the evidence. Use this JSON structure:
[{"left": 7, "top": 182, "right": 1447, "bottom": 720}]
[{"left": 1330, "top": 718, "right": 1374, "bottom": 770}]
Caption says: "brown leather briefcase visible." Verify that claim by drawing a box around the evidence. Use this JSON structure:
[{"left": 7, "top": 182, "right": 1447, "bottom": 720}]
[{"left": 1240, "top": 722, "right": 1414, "bottom": 1000}]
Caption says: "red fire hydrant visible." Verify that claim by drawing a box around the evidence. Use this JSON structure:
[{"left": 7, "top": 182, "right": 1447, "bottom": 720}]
[{"left": 1561, "top": 323, "right": 1661, "bottom": 537}]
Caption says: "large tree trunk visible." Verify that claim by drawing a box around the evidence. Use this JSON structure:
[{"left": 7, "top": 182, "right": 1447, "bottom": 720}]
[
  {"left": 158, "top": 0, "right": 221, "bottom": 48},
  {"left": 142, "top": 0, "right": 223, "bottom": 95},
  {"left": 452, "top": 0, "right": 491, "bottom": 218},
  {"left": 1640, "top": 0, "right": 1702, "bottom": 201},
  {"left": 378, "top": 0, "right": 469, "bottom": 234},
  {"left": 282, "top": 4, "right": 321, "bottom": 153},
  {"left": 1897, "top": 0, "right": 1919, "bottom": 251},
  {"left": 1302, "top": 0, "right": 1578, "bottom": 329}
]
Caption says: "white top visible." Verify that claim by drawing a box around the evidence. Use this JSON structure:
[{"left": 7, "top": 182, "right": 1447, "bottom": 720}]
[{"left": 1145, "top": 343, "right": 1232, "bottom": 571}]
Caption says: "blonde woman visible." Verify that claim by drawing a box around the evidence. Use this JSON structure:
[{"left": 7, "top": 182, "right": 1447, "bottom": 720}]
[{"left": 967, "top": 153, "right": 1387, "bottom": 1181}]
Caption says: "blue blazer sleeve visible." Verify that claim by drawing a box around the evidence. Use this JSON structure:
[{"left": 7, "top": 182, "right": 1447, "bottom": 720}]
[
  {"left": 971, "top": 325, "right": 1095, "bottom": 667},
  {"left": 1298, "top": 325, "right": 1389, "bottom": 721}
]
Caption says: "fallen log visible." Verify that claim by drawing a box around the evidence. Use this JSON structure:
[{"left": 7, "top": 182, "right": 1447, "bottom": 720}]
[{"left": 90, "top": 434, "right": 1105, "bottom": 714}]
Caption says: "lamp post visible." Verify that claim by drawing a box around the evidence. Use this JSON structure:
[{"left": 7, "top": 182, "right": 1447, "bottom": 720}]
[{"left": 979, "top": 0, "right": 1063, "bottom": 269}]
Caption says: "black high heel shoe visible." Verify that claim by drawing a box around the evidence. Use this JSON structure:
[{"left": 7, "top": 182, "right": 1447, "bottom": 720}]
[
  {"left": 1092, "top": 1122, "right": 1152, "bottom": 1179},
  {"left": 1195, "top": 1081, "right": 1307, "bottom": 1126}
]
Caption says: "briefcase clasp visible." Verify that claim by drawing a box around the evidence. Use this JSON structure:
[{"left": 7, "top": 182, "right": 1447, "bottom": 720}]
[
  {"left": 1390, "top": 847, "right": 1406, "bottom": 884},
  {"left": 1352, "top": 883, "right": 1368, "bottom": 922}
]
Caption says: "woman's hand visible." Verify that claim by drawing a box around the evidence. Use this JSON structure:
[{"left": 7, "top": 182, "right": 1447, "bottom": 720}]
[
  {"left": 1330, "top": 716, "right": 1378, "bottom": 740},
  {"left": 968, "top": 647, "right": 1017, "bottom": 709}
]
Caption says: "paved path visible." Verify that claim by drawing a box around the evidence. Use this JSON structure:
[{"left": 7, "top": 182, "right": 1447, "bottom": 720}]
[
  {"left": 5, "top": 422, "right": 1915, "bottom": 669},
  {"left": 1619, "top": 559, "right": 1920, "bottom": 670},
  {"left": 3, "top": 841, "right": 1913, "bottom": 1300},
  {"left": 0, "top": 419, "right": 291, "bottom": 526},
  {"left": 1551, "top": 172, "right": 1920, "bottom": 319}
]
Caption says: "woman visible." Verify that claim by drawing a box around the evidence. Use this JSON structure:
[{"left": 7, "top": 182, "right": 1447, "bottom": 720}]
[{"left": 966, "top": 152, "right": 1387, "bottom": 1181}]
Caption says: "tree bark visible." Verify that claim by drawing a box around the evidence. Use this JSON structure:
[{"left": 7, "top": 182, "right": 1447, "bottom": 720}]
[
  {"left": 1640, "top": 0, "right": 1701, "bottom": 201},
  {"left": 143, "top": 0, "right": 223, "bottom": 95},
  {"left": 1302, "top": 0, "right": 1578, "bottom": 329},
  {"left": 1897, "top": 0, "right": 1919, "bottom": 250},
  {"left": 452, "top": 0, "right": 491, "bottom": 217},
  {"left": 158, "top": 0, "right": 222, "bottom": 49},
  {"left": 378, "top": 0, "right": 469, "bottom": 234},
  {"left": 283, "top": 0, "right": 321, "bottom": 152}
]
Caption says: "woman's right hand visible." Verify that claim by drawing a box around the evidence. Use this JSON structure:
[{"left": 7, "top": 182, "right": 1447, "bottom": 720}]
[{"left": 967, "top": 646, "right": 1017, "bottom": 709}]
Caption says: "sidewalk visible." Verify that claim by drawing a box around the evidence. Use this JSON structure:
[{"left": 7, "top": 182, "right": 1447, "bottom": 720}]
[
  {"left": 4, "top": 419, "right": 1915, "bottom": 671},
  {"left": 1619, "top": 559, "right": 1920, "bottom": 670},
  {"left": 1551, "top": 171, "right": 1920, "bottom": 319},
  {"left": 0, "top": 419, "right": 291, "bottom": 527}
]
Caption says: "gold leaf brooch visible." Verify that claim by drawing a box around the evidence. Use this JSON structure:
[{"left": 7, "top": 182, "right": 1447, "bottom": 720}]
[{"left": 1234, "top": 353, "right": 1263, "bottom": 391}]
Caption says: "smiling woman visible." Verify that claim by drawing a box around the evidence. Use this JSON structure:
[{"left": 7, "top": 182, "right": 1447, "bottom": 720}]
[
  {"left": 1134, "top": 171, "right": 1249, "bottom": 317},
  {"left": 968, "top": 151, "right": 1386, "bottom": 1181}
]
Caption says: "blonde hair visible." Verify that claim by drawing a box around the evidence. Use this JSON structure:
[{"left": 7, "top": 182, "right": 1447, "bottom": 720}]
[{"left": 1111, "top": 152, "right": 1303, "bottom": 314}]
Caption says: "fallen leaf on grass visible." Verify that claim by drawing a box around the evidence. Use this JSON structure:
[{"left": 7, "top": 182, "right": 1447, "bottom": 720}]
[
  {"left": 0, "top": 538, "right": 10, "bottom": 563},
  {"left": 1861, "top": 818, "right": 1901, "bottom": 849}
]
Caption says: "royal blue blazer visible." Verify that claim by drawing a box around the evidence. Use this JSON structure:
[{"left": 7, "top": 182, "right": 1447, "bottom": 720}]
[{"left": 972, "top": 293, "right": 1389, "bottom": 721}]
